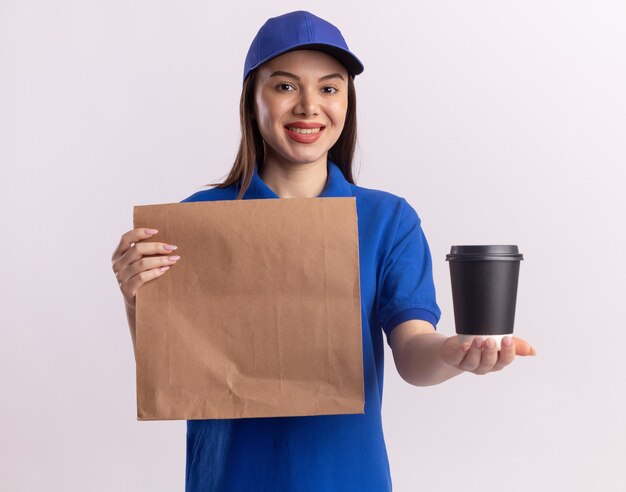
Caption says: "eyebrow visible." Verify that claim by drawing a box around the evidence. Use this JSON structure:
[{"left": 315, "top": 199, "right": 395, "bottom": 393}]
[{"left": 269, "top": 70, "right": 345, "bottom": 82}]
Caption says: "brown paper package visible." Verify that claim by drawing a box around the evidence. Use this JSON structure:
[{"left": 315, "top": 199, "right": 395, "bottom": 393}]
[{"left": 132, "top": 197, "right": 364, "bottom": 421}]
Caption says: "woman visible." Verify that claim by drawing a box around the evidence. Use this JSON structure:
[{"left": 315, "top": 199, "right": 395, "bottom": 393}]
[{"left": 111, "top": 11, "right": 535, "bottom": 491}]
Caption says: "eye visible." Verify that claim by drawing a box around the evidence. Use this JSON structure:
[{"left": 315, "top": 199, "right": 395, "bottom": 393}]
[
  {"left": 322, "top": 86, "right": 338, "bottom": 94},
  {"left": 276, "top": 83, "right": 296, "bottom": 92}
]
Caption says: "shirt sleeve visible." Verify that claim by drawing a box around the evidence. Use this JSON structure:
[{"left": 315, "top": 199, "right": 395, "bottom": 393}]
[{"left": 377, "top": 198, "right": 441, "bottom": 347}]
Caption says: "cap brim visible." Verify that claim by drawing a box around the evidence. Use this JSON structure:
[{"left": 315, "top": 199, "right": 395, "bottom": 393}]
[{"left": 245, "top": 43, "right": 364, "bottom": 81}]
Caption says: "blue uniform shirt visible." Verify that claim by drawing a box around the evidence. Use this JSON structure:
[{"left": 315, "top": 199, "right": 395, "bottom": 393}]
[{"left": 180, "top": 160, "right": 441, "bottom": 492}]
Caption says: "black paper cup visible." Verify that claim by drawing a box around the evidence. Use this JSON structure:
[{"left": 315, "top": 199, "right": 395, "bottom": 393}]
[{"left": 446, "top": 245, "right": 523, "bottom": 350}]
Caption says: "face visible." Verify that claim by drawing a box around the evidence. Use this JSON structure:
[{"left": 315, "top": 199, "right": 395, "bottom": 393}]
[{"left": 253, "top": 49, "right": 349, "bottom": 168}]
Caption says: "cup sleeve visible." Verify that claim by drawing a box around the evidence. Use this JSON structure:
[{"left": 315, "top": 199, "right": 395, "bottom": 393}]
[{"left": 377, "top": 198, "right": 441, "bottom": 347}]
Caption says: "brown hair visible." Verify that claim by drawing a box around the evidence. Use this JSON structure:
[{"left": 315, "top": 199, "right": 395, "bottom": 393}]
[{"left": 203, "top": 68, "right": 358, "bottom": 200}]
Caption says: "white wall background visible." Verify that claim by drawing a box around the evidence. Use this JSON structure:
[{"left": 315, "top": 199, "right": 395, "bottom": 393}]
[{"left": 1, "top": 1, "right": 625, "bottom": 490}]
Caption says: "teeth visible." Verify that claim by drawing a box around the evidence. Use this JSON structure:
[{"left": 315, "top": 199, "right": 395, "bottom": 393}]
[{"left": 287, "top": 127, "right": 322, "bottom": 134}]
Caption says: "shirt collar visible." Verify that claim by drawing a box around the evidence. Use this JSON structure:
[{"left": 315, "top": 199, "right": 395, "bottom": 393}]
[{"left": 242, "top": 160, "right": 353, "bottom": 200}]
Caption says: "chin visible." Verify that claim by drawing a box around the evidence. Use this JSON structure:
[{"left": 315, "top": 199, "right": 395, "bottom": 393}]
[
  {"left": 291, "top": 155, "right": 328, "bottom": 165},
  {"left": 276, "top": 149, "right": 328, "bottom": 165}
]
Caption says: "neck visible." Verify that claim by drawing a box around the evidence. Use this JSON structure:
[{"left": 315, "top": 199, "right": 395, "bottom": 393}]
[{"left": 259, "top": 156, "right": 328, "bottom": 198}]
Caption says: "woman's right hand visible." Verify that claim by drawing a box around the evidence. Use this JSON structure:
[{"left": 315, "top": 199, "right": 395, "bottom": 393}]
[{"left": 111, "top": 228, "right": 181, "bottom": 308}]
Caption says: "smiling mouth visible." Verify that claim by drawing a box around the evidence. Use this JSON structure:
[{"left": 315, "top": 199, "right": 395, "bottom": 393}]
[{"left": 285, "top": 126, "right": 325, "bottom": 134}]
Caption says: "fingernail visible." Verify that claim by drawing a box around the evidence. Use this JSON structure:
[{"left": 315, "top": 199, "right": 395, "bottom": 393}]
[
  {"left": 503, "top": 336, "right": 512, "bottom": 347},
  {"left": 475, "top": 337, "right": 484, "bottom": 348},
  {"left": 164, "top": 244, "right": 178, "bottom": 251},
  {"left": 168, "top": 255, "right": 181, "bottom": 262},
  {"left": 485, "top": 338, "right": 495, "bottom": 350},
  {"left": 159, "top": 266, "right": 170, "bottom": 272},
  {"left": 145, "top": 229, "right": 158, "bottom": 234}
]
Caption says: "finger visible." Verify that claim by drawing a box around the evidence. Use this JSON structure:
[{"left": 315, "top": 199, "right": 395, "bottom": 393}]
[
  {"left": 473, "top": 338, "right": 499, "bottom": 375},
  {"left": 113, "top": 235, "right": 178, "bottom": 282},
  {"left": 116, "top": 238, "right": 178, "bottom": 272},
  {"left": 513, "top": 336, "right": 536, "bottom": 356},
  {"left": 459, "top": 336, "right": 485, "bottom": 372},
  {"left": 116, "top": 253, "right": 181, "bottom": 286},
  {"left": 120, "top": 264, "right": 171, "bottom": 301},
  {"left": 112, "top": 228, "right": 159, "bottom": 263},
  {"left": 440, "top": 336, "right": 471, "bottom": 367},
  {"left": 492, "top": 336, "right": 516, "bottom": 371}
]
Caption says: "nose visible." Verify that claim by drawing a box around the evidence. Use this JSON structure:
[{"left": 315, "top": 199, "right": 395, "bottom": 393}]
[{"left": 293, "top": 87, "right": 319, "bottom": 116}]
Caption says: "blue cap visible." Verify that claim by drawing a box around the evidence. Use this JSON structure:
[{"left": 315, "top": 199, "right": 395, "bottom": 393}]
[{"left": 243, "top": 11, "right": 364, "bottom": 83}]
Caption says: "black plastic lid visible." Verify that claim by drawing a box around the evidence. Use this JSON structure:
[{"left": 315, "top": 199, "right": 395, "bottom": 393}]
[{"left": 446, "top": 245, "right": 524, "bottom": 261}]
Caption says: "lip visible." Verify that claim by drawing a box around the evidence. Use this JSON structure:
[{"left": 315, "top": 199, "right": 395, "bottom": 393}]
[
  {"left": 284, "top": 122, "right": 325, "bottom": 144},
  {"left": 284, "top": 121, "right": 326, "bottom": 129},
  {"left": 284, "top": 126, "right": 324, "bottom": 144}
]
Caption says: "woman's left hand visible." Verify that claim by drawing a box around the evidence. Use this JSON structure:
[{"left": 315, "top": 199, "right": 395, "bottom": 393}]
[{"left": 439, "top": 335, "right": 536, "bottom": 375}]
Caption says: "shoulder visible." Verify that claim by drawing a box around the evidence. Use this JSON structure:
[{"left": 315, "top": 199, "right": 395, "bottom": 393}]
[
  {"left": 350, "top": 183, "right": 421, "bottom": 224},
  {"left": 179, "top": 184, "right": 238, "bottom": 203}
]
